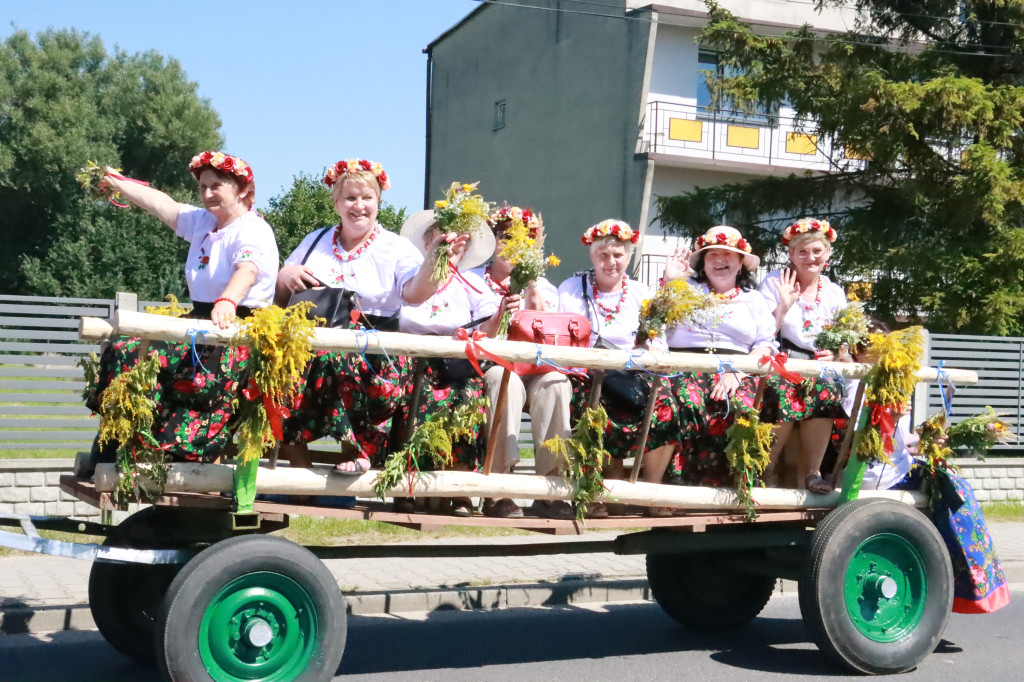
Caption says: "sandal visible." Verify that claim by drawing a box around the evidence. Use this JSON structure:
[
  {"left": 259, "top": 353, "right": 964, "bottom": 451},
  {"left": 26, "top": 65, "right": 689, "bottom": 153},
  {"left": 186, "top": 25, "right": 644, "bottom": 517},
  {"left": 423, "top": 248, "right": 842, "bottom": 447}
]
[
  {"left": 450, "top": 497, "right": 474, "bottom": 517},
  {"left": 586, "top": 502, "right": 609, "bottom": 519},
  {"left": 531, "top": 499, "right": 574, "bottom": 520},
  {"left": 334, "top": 457, "right": 371, "bottom": 476},
  {"left": 806, "top": 471, "right": 834, "bottom": 495},
  {"left": 645, "top": 506, "right": 673, "bottom": 518},
  {"left": 483, "top": 498, "right": 524, "bottom": 519}
]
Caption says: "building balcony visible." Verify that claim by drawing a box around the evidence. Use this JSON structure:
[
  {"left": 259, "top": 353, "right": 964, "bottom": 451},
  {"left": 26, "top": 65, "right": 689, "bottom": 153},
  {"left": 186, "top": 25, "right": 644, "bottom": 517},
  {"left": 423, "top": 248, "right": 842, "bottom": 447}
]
[{"left": 638, "top": 99, "right": 866, "bottom": 174}]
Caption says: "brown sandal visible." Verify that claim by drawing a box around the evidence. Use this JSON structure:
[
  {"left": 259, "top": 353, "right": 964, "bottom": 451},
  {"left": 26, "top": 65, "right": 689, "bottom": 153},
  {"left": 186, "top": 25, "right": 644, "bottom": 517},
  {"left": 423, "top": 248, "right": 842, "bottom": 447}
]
[{"left": 806, "top": 471, "right": 834, "bottom": 495}]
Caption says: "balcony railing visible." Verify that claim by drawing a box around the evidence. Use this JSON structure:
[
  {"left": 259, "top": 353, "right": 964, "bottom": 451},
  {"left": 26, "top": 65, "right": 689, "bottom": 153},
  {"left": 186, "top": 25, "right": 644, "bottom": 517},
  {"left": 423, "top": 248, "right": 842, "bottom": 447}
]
[{"left": 639, "top": 100, "right": 866, "bottom": 172}]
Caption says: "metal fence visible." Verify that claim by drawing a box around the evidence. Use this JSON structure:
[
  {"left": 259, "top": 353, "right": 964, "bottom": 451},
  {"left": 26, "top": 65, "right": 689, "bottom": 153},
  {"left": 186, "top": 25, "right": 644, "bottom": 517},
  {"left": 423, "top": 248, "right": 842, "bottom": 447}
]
[{"left": 0, "top": 294, "right": 1019, "bottom": 456}]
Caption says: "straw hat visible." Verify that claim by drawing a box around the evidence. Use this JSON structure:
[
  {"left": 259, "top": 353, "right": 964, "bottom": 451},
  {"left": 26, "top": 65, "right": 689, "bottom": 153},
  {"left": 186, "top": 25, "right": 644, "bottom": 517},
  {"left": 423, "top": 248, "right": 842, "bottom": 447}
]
[
  {"left": 689, "top": 225, "right": 760, "bottom": 271},
  {"left": 400, "top": 210, "right": 496, "bottom": 271}
]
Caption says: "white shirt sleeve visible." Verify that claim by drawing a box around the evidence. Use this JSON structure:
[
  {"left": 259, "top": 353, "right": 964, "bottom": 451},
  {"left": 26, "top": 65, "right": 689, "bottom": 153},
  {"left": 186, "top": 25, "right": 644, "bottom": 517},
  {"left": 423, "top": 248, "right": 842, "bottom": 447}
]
[{"left": 175, "top": 205, "right": 211, "bottom": 243}]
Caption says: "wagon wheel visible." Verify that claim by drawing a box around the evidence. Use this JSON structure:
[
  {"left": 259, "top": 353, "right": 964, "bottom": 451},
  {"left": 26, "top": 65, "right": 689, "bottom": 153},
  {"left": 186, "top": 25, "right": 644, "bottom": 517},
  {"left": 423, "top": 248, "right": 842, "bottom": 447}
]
[
  {"left": 88, "top": 506, "right": 215, "bottom": 663},
  {"left": 799, "top": 498, "right": 953, "bottom": 675},
  {"left": 155, "top": 535, "right": 346, "bottom": 682},
  {"left": 646, "top": 551, "right": 777, "bottom": 629}
]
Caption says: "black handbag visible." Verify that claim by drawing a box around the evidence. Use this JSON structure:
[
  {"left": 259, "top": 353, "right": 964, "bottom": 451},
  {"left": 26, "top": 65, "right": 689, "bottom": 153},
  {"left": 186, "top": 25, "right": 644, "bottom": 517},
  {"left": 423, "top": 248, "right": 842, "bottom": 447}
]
[
  {"left": 436, "top": 314, "right": 494, "bottom": 384},
  {"left": 287, "top": 227, "right": 399, "bottom": 331},
  {"left": 582, "top": 274, "right": 651, "bottom": 420}
]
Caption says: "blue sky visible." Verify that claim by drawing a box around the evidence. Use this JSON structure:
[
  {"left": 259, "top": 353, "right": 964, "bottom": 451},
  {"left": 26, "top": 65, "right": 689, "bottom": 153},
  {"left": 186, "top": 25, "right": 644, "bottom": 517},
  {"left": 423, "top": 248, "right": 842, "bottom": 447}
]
[{"left": 3, "top": 1, "right": 481, "bottom": 214}]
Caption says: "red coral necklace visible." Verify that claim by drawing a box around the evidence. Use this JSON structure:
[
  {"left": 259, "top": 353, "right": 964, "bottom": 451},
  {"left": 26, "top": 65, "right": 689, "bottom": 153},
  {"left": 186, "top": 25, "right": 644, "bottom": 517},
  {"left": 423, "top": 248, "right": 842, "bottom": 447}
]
[{"left": 591, "top": 271, "right": 628, "bottom": 323}]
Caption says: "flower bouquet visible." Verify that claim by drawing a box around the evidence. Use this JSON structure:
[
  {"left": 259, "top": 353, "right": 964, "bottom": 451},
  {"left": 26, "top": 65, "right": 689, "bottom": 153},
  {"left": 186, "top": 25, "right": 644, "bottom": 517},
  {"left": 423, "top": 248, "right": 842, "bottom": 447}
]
[
  {"left": 493, "top": 206, "right": 560, "bottom": 336},
  {"left": 77, "top": 160, "right": 123, "bottom": 204},
  {"left": 635, "top": 278, "right": 716, "bottom": 346},
  {"left": 814, "top": 300, "right": 870, "bottom": 354},
  {"left": 431, "top": 181, "right": 492, "bottom": 282},
  {"left": 947, "top": 407, "right": 1016, "bottom": 455}
]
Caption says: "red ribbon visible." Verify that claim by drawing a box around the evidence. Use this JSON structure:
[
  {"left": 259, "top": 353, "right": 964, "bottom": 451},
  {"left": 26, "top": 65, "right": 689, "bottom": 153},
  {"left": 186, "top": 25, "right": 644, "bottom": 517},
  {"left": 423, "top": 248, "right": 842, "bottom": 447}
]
[
  {"left": 758, "top": 352, "right": 803, "bottom": 384},
  {"left": 455, "top": 328, "right": 515, "bottom": 377},
  {"left": 103, "top": 170, "right": 151, "bottom": 208},
  {"left": 867, "top": 401, "right": 899, "bottom": 455},
  {"left": 242, "top": 379, "right": 291, "bottom": 441},
  {"left": 448, "top": 263, "right": 483, "bottom": 294}
]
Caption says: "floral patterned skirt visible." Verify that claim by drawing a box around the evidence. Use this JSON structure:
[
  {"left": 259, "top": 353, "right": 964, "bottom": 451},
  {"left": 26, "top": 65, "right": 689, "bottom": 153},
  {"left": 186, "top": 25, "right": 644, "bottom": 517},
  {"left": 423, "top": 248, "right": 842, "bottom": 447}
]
[
  {"left": 893, "top": 463, "right": 1010, "bottom": 614},
  {"left": 86, "top": 336, "right": 250, "bottom": 463},
  {"left": 567, "top": 372, "right": 671, "bottom": 460},
  {"left": 646, "top": 372, "right": 759, "bottom": 487},
  {"left": 282, "top": 350, "right": 410, "bottom": 465},
  {"left": 760, "top": 375, "right": 847, "bottom": 423},
  {"left": 399, "top": 358, "right": 488, "bottom": 470}
]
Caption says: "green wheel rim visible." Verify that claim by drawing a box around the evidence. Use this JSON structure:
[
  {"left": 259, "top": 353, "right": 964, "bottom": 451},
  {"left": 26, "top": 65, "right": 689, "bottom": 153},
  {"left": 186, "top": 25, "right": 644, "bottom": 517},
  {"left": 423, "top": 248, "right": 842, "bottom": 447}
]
[
  {"left": 198, "top": 571, "right": 318, "bottom": 681},
  {"left": 844, "top": 532, "right": 927, "bottom": 643}
]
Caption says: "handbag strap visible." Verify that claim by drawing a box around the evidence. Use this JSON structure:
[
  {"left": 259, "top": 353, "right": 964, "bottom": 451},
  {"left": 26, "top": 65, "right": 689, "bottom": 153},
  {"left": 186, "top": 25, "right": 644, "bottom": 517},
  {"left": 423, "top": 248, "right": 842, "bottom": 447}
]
[
  {"left": 579, "top": 272, "right": 605, "bottom": 346},
  {"left": 300, "top": 226, "right": 333, "bottom": 266}
]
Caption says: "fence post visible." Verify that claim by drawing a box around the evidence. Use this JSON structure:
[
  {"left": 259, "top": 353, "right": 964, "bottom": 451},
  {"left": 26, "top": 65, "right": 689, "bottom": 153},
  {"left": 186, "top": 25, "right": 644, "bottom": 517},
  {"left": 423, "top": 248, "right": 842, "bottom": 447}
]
[{"left": 113, "top": 291, "right": 138, "bottom": 314}]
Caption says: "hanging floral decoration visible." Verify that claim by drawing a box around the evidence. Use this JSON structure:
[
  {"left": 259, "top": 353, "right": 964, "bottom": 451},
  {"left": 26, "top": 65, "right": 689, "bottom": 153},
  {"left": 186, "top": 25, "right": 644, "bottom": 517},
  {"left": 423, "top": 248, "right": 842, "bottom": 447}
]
[
  {"left": 946, "top": 407, "right": 1016, "bottom": 455},
  {"left": 231, "top": 303, "right": 321, "bottom": 464},
  {"left": 95, "top": 352, "right": 168, "bottom": 509},
  {"left": 814, "top": 300, "right": 870, "bottom": 354},
  {"left": 636, "top": 278, "right": 717, "bottom": 345},
  {"left": 144, "top": 294, "right": 192, "bottom": 318},
  {"left": 431, "top": 181, "right": 492, "bottom": 282},
  {"left": 544, "top": 405, "right": 612, "bottom": 521},
  {"left": 372, "top": 398, "right": 490, "bottom": 501},
  {"left": 724, "top": 399, "right": 775, "bottom": 520},
  {"left": 493, "top": 205, "right": 559, "bottom": 336},
  {"left": 855, "top": 327, "right": 924, "bottom": 466}
]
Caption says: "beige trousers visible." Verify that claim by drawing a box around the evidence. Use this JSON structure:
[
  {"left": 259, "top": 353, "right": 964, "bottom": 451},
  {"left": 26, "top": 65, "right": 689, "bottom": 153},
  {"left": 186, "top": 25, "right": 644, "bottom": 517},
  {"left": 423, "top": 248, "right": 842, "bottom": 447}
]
[{"left": 484, "top": 365, "right": 572, "bottom": 476}]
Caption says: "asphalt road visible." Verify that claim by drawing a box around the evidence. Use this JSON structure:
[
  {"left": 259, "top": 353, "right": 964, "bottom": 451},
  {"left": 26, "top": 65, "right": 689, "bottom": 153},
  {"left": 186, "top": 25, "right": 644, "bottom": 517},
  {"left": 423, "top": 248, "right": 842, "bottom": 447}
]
[{"left": 1, "top": 591, "right": 1020, "bottom": 681}]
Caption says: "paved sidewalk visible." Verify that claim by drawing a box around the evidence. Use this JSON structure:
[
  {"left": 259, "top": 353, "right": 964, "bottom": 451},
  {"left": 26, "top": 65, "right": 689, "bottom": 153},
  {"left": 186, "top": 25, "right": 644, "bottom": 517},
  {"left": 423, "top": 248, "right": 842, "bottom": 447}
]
[{"left": 1, "top": 523, "right": 1022, "bottom": 635}]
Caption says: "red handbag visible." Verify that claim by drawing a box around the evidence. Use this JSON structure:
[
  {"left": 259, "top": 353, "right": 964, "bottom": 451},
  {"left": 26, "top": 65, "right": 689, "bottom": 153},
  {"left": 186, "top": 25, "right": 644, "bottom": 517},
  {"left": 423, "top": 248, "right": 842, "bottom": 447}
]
[{"left": 507, "top": 310, "right": 591, "bottom": 375}]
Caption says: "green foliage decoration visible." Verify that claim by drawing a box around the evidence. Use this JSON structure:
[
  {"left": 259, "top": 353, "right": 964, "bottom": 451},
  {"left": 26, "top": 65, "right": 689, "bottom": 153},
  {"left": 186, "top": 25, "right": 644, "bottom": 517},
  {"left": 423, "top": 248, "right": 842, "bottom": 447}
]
[
  {"left": 723, "top": 399, "right": 775, "bottom": 521},
  {"left": 372, "top": 398, "right": 490, "bottom": 501},
  {"left": 543, "top": 405, "right": 612, "bottom": 521}
]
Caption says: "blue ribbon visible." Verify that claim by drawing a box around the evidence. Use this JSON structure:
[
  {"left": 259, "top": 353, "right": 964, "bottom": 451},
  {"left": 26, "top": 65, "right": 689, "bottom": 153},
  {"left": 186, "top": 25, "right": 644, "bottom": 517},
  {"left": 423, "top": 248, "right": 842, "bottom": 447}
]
[
  {"left": 715, "top": 356, "right": 739, "bottom": 418},
  {"left": 355, "top": 328, "right": 400, "bottom": 385},
  {"left": 936, "top": 360, "right": 954, "bottom": 417},
  {"left": 624, "top": 348, "right": 684, "bottom": 379},
  {"left": 186, "top": 328, "right": 210, "bottom": 375},
  {"left": 532, "top": 345, "right": 585, "bottom": 376}
]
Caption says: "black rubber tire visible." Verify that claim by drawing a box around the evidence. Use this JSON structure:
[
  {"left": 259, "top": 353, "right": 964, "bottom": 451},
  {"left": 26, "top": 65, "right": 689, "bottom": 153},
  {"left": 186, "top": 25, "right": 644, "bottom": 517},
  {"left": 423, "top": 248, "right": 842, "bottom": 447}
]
[
  {"left": 155, "top": 535, "right": 347, "bottom": 682},
  {"left": 88, "top": 507, "right": 193, "bottom": 663},
  {"left": 799, "top": 498, "right": 953, "bottom": 675},
  {"left": 646, "top": 551, "right": 777, "bottom": 629}
]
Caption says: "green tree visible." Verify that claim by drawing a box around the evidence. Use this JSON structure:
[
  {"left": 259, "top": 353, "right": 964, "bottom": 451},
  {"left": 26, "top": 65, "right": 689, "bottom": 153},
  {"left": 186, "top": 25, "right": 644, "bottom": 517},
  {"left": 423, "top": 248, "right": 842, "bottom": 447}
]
[
  {"left": 262, "top": 172, "right": 409, "bottom": 261},
  {"left": 657, "top": 1, "right": 1024, "bottom": 335},
  {"left": 1, "top": 29, "right": 222, "bottom": 297}
]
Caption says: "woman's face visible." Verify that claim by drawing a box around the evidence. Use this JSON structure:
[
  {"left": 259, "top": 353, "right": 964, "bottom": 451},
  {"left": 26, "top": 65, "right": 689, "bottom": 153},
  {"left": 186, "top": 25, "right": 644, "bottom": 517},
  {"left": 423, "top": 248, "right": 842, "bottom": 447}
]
[
  {"left": 198, "top": 169, "right": 246, "bottom": 219},
  {"left": 334, "top": 179, "right": 379, "bottom": 237},
  {"left": 789, "top": 238, "right": 830, "bottom": 279},
  {"left": 703, "top": 248, "right": 744, "bottom": 292},
  {"left": 589, "top": 241, "right": 630, "bottom": 289}
]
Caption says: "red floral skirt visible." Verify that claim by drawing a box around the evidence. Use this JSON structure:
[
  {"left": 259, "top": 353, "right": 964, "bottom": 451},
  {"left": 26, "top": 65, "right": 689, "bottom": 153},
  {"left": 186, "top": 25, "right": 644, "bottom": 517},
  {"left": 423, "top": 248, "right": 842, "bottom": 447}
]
[{"left": 759, "top": 375, "right": 847, "bottom": 423}]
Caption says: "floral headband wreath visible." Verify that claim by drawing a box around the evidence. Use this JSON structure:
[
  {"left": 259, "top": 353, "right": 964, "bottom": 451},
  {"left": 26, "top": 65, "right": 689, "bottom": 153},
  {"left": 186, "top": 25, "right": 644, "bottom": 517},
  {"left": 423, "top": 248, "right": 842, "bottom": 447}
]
[
  {"left": 581, "top": 219, "right": 639, "bottom": 245},
  {"left": 189, "top": 151, "right": 254, "bottom": 183},
  {"left": 323, "top": 158, "right": 390, "bottom": 190},
  {"left": 695, "top": 229, "right": 751, "bottom": 253},
  {"left": 489, "top": 205, "right": 541, "bottom": 238},
  {"left": 782, "top": 217, "right": 837, "bottom": 245}
]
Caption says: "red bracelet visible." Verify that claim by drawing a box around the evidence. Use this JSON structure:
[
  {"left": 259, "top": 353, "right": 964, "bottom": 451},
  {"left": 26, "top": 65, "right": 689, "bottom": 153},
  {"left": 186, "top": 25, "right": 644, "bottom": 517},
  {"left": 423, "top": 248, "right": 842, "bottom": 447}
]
[{"left": 213, "top": 297, "right": 237, "bottom": 308}]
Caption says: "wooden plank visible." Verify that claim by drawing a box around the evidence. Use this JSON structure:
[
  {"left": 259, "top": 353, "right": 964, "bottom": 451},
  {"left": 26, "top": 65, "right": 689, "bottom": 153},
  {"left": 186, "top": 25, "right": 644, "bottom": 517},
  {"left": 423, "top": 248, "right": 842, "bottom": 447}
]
[
  {"left": 0, "top": 304, "right": 113, "bottom": 317},
  {"left": 0, "top": 355, "right": 84, "bottom": 366},
  {"left": 0, "top": 431, "right": 97, "bottom": 441},
  {"left": 3, "top": 405, "right": 94, "bottom": 416},
  {"left": 0, "top": 316, "right": 81, "bottom": 329},
  {"left": 0, "top": 342, "right": 99, "bottom": 354},
  {"left": 0, "top": 380, "right": 88, "bottom": 390},
  {"left": 0, "top": 392, "right": 86, "bottom": 403},
  {"left": 0, "top": 367, "right": 84, "bottom": 378},
  {"left": 0, "top": 418, "right": 99, "bottom": 428},
  {"left": 0, "top": 329, "right": 82, "bottom": 341}
]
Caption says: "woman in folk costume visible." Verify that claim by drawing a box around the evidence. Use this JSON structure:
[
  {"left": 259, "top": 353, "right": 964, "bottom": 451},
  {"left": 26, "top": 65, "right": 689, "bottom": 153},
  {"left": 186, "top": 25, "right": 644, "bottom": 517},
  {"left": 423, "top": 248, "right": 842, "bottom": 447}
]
[
  {"left": 275, "top": 159, "right": 468, "bottom": 472},
  {"left": 87, "top": 152, "right": 278, "bottom": 462}
]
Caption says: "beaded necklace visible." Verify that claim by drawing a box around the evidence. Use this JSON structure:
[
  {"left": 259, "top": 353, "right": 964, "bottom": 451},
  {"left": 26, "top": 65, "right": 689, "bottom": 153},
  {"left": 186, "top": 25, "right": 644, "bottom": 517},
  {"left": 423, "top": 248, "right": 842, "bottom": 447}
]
[
  {"left": 591, "top": 271, "right": 628, "bottom": 323},
  {"left": 797, "top": 277, "right": 823, "bottom": 334},
  {"left": 711, "top": 286, "right": 741, "bottom": 301},
  {"left": 484, "top": 265, "right": 511, "bottom": 296},
  {"left": 332, "top": 224, "right": 379, "bottom": 263}
]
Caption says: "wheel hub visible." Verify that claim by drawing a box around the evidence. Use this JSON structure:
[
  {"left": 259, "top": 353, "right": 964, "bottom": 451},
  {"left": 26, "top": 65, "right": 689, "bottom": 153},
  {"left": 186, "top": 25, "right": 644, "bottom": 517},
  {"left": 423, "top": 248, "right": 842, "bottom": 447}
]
[{"left": 844, "top": 533, "right": 927, "bottom": 643}]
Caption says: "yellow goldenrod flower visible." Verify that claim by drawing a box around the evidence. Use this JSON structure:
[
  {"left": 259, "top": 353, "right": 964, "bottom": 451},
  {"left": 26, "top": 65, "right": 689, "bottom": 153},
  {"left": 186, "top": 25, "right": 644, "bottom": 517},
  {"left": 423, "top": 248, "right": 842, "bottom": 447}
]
[{"left": 547, "top": 254, "right": 561, "bottom": 267}]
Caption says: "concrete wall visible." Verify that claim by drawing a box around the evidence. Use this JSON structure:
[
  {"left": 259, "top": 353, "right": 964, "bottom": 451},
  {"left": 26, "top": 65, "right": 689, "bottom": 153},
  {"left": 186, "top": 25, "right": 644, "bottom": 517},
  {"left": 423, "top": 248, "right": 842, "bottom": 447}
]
[
  {"left": 426, "top": 1, "right": 654, "bottom": 276},
  {"left": 0, "top": 460, "right": 101, "bottom": 519}
]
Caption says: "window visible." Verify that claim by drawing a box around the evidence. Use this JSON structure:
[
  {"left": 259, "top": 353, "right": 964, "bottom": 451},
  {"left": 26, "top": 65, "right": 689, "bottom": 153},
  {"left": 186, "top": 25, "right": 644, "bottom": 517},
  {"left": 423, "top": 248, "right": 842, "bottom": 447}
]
[
  {"left": 696, "top": 50, "right": 777, "bottom": 126},
  {"left": 493, "top": 100, "right": 506, "bottom": 131}
]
